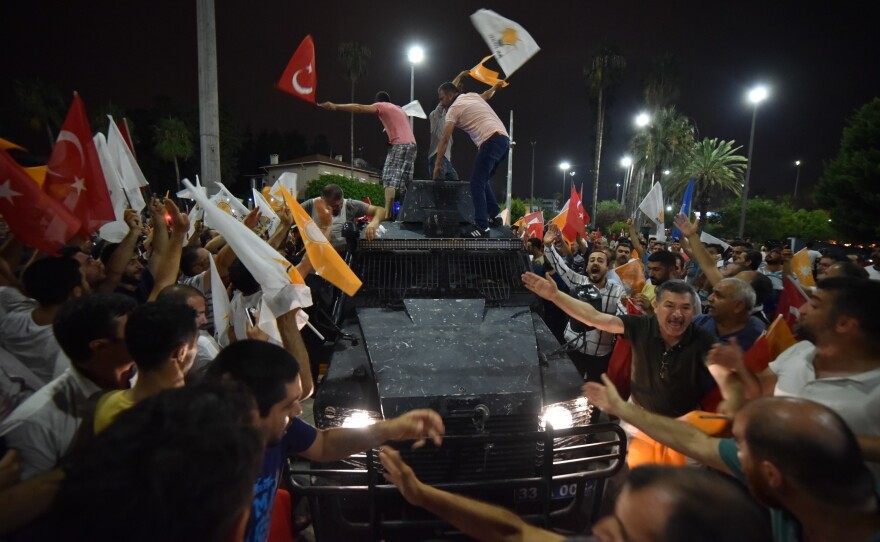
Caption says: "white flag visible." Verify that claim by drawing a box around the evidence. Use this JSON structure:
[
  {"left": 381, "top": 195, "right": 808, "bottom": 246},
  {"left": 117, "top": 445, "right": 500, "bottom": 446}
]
[
  {"left": 270, "top": 172, "right": 298, "bottom": 199},
  {"left": 402, "top": 100, "right": 427, "bottom": 119},
  {"left": 638, "top": 182, "right": 665, "bottom": 226},
  {"left": 470, "top": 9, "right": 540, "bottom": 77},
  {"left": 700, "top": 231, "right": 731, "bottom": 252},
  {"left": 654, "top": 224, "right": 667, "bottom": 242},
  {"left": 183, "top": 179, "right": 311, "bottom": 323},
  {"left": 177, "top": 177, "right": 207, "bottom": 200},
  {"left": 208, "top": 254, "right": 232, "bottom": 346},
  {"left": 106, "top": 117, "right": 147, "bottom": 211},
  {"left": 93, "top": 133, "right": 131, "bottom": 242},
  {"left": 252, "top": 187, "right": 281, "bottom": 236},
  {"left": 214, "top": 181, "right": 250, "bottom": 219}
]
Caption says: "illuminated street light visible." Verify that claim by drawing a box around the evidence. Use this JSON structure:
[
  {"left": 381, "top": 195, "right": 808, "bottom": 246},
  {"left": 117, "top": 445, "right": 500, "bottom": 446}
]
[
  {"left": 559, "top": 161, "right": 570, "bottom": 197},
  {"left": 407, "top": 45, "right": 424, "bottom": 129},
  {"left": 739, "top": 84, "right": 770, "bottom": 237}
]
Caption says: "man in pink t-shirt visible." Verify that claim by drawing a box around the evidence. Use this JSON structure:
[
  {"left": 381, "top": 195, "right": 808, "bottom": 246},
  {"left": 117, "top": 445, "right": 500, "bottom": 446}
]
[{"left": 319, "top": 92, "right": 416, "bottom": 219}]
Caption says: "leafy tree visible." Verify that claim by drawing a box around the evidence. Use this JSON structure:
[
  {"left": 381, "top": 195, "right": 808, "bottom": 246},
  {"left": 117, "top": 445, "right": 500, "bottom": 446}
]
[
  {"left": 714, "top": 197, "right": 835, "bottom": 242},
  {"left": 666, "top": 138, "right": 747, "bottom": 230},
  {"left": 815, "top": 97, "right": 880, "bottom": 241},
  {"left": 304, "top": 174, "right": 385, "bottom": 203},
  {"left": 153, "top": 116, "right": 194, "bottom": 192},
  {"left": 608, "top": 221, "right": 629, "bottom": 237},
  {"left": 13, "top": 78, "right": 66, "bottom": 151},
  {"left": 628, "top": 107, "right": 694, "bottom": 213},
  {"left": 501, "top": 198, "right": 528, "bottom": 225},
  {"left": 90, "top": 102, "right": 127, "bottom": 135},
  {"left": 338, "top": 42, "right": 371, "bottom": 177},
  {"left": 593, "top": 199, "right": 626, "bottom": 231},
  {"left": 643, "top": 53, "right": 681, "bottom": 109},
  {"left": 584, "top": 44, "right": 626, "bottom": 221}
]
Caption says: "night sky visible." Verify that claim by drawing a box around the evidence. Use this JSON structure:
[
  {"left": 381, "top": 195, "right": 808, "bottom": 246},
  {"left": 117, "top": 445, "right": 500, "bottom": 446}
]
[{"left": 3, "top": 1, "right": 878, "bottom": 206}]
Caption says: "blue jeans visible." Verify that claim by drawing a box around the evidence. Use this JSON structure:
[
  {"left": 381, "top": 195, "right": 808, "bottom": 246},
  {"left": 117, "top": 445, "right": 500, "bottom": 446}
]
[
  {"left": 428, "top": 154, "right": 459, "bottom": 181},
  {"left": 471, "top": 134, "right": 508, "bottom": 228}
]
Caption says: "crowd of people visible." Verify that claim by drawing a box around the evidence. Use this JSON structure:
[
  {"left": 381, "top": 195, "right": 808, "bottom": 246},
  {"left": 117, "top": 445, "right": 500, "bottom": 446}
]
[{"left": 0, "top": 69, "right": 878, "bottom": 541}]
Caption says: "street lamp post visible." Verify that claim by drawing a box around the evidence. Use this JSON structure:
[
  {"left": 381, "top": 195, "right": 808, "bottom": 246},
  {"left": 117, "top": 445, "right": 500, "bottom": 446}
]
[
  {"left": 793, "top": 160, "right": 802, "bottom": 208},
  {"left": 530, "top": 141, "right": 536, "bottom": 212},
  {"left": 616, "top": 183, "right": 621, "bottom": 202},
  {"left": 407, "top": 45, "right": 424, "bottom": 130},
  {"left": 559, "top": 162, "right": 570, "bottom": 202},
  {"left": 620, "top": 155, "right": 633, "bottom": 208},
  {"left": 570, "top": 171, "right": 576, "bottom": 195},
  {"left": 739, "top": 85, "right": 768, "bottom": 238}
]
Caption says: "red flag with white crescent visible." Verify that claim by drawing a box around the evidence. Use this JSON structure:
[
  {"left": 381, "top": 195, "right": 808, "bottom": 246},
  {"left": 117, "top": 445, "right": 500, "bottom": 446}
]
[
  {"left": 44, "top": 92, "right": 115, "bottom": 237},
  {"left": 0, "top": 149, "right": 81, "bottom": 254},
  {"left": 276, "top": 35, "right": 317, "bottom": 104}
]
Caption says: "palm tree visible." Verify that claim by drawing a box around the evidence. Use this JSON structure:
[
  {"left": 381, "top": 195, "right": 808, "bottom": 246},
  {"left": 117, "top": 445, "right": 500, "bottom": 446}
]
[
  {"left": 13, "top": 78, "right": 66, "bottom": 151},
  {"left": 666, "top": 138, "right": 747, "bottom": 229},
  {"left": 628, "top": 107, "right": 695, "bottom": 214},
  {"left": 643, "top": 53, "right": 681, "bottom": 110},
  {"left": 153, "top": 116, "right": 194, "bottom": 192},
  {"left": 337, "top": 42, "right": 371, "bottom": 177},
  {"left": 584, "top": 44, "right": 626, "bottom": 222}
]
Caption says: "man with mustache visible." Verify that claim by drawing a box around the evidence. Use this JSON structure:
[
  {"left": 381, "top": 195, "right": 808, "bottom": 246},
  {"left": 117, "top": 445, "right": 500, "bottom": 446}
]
[
  {"left": 300, "top": 183, "right": 385, "bottom": 253},
  {"left": 523, "top": 270, "right": 729, "bottom": 419},
  {"left": 542, "top": 224, "right": 625, "bottom": 382}
]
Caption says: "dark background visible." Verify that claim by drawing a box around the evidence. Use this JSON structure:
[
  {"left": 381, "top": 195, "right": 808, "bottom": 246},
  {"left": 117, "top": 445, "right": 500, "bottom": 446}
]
[{"left": 2, "top": 1, "right": 878, "bottom": 205}]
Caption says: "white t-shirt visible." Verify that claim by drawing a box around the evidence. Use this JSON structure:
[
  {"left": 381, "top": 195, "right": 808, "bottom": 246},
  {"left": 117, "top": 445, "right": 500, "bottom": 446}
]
[
  {"left": 0, "top": 310, "right": 65, "bottom": 385},
  {"left": 770, "top": 340, "right": 880, "bottom": 479}
]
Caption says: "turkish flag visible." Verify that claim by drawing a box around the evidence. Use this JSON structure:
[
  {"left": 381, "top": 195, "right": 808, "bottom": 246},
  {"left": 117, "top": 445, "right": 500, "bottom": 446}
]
[
  {"left": 522, "top": 210, "right": 544, "bottom": 239},
  {"left": 44, "top": 92, "right": 115, "bottom": 237},
  {"left": 563, "top": 187, "right": 588, "bottom": 242},
  {"left": 775, "top": 277, "right": 809, "bottom": 328},
  {"left": 276, "top": 35, "right": 317, "bottom": 104},
  {"left": 0, "top": 149, "right": 81, "bottom": 254}
]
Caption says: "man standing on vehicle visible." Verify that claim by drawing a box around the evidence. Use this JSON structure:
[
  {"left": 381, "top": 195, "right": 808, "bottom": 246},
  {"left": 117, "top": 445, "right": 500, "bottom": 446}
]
[{"left": 433, "top": 79, "right": 506, "bottom": 238}]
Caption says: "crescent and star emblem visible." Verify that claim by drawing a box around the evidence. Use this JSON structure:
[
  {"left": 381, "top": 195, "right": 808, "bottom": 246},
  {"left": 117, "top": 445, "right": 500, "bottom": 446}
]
[
  {"left": 292, "top": 63, "right": 313, "bottom": 95},
  {"left": 46, "top": 130, "right": 85, "bottom": 179}
]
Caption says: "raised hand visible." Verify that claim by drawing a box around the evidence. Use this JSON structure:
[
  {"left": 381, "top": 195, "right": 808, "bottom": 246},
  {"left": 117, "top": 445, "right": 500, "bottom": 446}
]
[
  {"left": 581, "top": 374, "right": 627, "bottom": 417},
  {"left": 521, "top": 271, "right": 560, "bottom": 301},
  {"left": 385, "top": 409, "right": 445, "bottom": 449},
  {"left": 673, "top": 213, "right": 698, "bottom": 238},
  {"left": 379, "top": 446, "right": 425, "bottom": 507}
]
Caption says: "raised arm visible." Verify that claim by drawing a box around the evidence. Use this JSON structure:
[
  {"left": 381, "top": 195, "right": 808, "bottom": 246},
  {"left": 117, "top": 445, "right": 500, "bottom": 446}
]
[
  {"left": 673, "top": 213, "right": 723, "bottom": 287},
  {"left": 626, "top": 218, "right": 646, "bottom": 257},
  {"left": 147, "top": 198, "right": 189, "bottom": 301},
  {"left": 99, "top": 209, "right": 142, "bottom": 293},
  {"left": 277, "top": 309, "right": 313, "bottom": 399},
  {"left": 318, "top": 102, "right": 378, "bottom": 115},
  {"left": 522, "top": 271, "right": 624, "bottom": 334},
  {"left": 451, "top": 70, "right": 470, "bottom": 88},
  {"left": 146, "top": 198, "right": 169, "bottom": 277},
  {"left": 380, "top": 446, "right": 564, "bottom": 542},
  {"left": 268, "top": 207, "right": 294, "bottom": 251},
  {"left": 543, "top": 225, "right": 590, "bottom": 289},
  {"left": 480, "top": 80, "right": 504, "bottom": 101},
  {"left": 432, "top": 123, "right": 456, "bottom": 180},
  {"left": 583, "top": 374, "right": 731, "bottom": 474}
]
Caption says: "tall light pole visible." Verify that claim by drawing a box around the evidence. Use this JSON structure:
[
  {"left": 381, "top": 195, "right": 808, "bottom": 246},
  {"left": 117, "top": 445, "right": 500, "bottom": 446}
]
[
  {"left": 615, "top": 183, "right": 621, "bottom": 202},
  {"left": 620, "top": 155, "right": 633, "bottom": 210},
  {"left": 559, "top": 161, "right": 570, "bottom": 204},
  {"left": 793, "top": 159, "right": 802, "bottom": 208},
  {"left": 530, "top": 141, "right": 536, "bottom": 212},
  {"left": 407, "top": 45, "right": 424, "bottom": 130},
  {"left": 570, "top": 171, "right": 576, "bottom": 194},
  {"left": 738, "top": 85, "right": 769, "bottom": 238}
]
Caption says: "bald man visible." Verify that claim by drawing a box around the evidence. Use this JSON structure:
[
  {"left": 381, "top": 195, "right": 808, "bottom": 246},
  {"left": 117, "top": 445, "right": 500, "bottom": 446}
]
[{"left": 584, "top": 383, "right": 880, "bottom": 542}]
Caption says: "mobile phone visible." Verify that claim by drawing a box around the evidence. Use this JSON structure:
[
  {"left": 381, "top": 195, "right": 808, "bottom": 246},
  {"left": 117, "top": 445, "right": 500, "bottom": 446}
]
[{"left": 245, "top": 307, "right": 257, "bottom": 327}]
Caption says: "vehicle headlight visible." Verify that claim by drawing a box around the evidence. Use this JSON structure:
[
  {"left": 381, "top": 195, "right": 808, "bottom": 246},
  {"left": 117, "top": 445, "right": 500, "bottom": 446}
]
[
  {"left": 540, "top": 397, "right": 592, "bottom": 430},
  {"left": 321, "top": 406, "right": 384, "bottom": 429},
  {"left": 342, "top": 410, "right": 381, "bottom": 428}
]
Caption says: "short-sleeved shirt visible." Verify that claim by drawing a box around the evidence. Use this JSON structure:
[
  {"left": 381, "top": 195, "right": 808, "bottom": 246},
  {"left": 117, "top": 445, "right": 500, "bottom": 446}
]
[
  {"left": 718, "top": 438, "right": 802, "bottom": 542},
  {"left": 428, "top": 103, "right": 453, "bottom": 159},
  {"left": 770, "top": 340, "right": 880, "bottom": 480},
  {"left": 93, "top": 389, "right": 135, "bottom": 434},
  {"left": 301, "top": 197, "right": 370, "bottom": 252},
  {"left": 445, "top": 93, "right": 508, "bottom": 148},
  {"left": 620, "top": 314, "right": 717, "bottom": 418},
  {"left": 0, "top": 368, "right": 103, "bottom": 480},
  {"left": 694, "top": 314, "right": 766, "bottom": 351},
  {"left": 246, "top": 418, "right": 318, "bottom": 542},
  {"left": 0, "top": 309, "right": 64, "bottom": 385},
  {"left": 373, "top": 102, "right": 415, "bottom": 145}
]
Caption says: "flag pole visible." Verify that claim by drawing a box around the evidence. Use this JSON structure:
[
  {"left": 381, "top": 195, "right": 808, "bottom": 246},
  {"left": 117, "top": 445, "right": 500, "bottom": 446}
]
[{"left": 504, "top": 110, "right": 513, "bottom": 225}]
